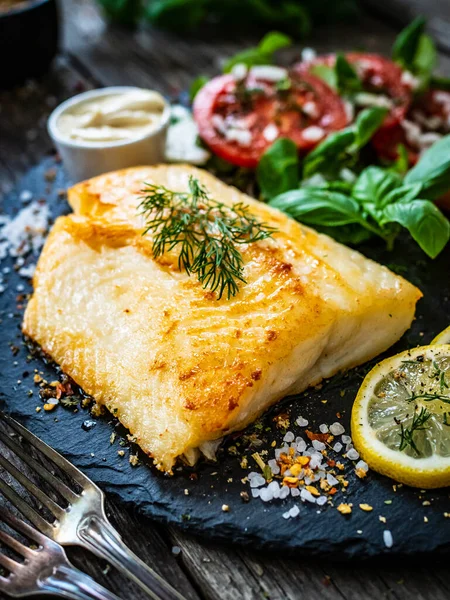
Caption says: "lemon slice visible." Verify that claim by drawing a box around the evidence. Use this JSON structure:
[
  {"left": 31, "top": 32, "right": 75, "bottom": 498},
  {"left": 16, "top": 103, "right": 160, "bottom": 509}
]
[
  {"left": 351, "top": 345, "right": 450, "bottom": 488},
  {"left": 432, "top": 325, "right": 450, "bottom": 345}
]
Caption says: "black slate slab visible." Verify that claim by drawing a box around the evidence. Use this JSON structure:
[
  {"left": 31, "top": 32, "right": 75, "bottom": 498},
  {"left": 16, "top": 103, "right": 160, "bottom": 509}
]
[{"left": 0, "top": 158, "right": 449, "bottom": 558}]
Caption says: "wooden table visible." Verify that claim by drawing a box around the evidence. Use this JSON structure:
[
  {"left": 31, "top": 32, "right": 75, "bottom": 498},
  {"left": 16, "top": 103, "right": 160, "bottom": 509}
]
[{"left": 0, "top": 1, "right": 449, "bottom": 598}]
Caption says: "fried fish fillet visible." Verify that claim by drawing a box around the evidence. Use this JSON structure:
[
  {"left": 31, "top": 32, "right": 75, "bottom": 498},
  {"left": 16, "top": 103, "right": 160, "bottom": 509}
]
[{"left": 23, "top": 165, "right": 421, "bottom": 472}]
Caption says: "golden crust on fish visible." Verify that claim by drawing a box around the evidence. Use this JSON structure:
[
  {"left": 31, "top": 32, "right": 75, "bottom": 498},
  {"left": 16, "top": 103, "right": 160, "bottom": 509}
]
[{"left": 24, "top": 165, "right": 422, "bottom": 472}]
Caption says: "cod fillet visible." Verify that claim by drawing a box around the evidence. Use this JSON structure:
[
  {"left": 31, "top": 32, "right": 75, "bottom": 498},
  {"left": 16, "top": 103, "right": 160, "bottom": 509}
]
[{"left": 23, "top": 165, "right": 422, "bottom": 472}]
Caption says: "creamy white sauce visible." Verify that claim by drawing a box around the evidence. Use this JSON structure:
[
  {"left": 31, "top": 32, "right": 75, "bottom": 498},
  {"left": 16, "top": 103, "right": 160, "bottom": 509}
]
[{"left": 57, "top": 89, "right": 167, "bottom": 144}]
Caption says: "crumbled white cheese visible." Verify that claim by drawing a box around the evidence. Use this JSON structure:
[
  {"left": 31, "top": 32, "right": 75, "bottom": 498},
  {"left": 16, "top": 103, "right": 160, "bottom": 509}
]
[
  {"left": 301, "top": 47, "right": 317, "bottom": 62},
  {"left": 354, "top": 92, "right": 393, "bottom": 109},
  {"left": 302, "top": 101, "right": 319, "bottom": 118},
  {"left": 250, "top": 65, "right": 288, "bottom": 82},
  {"left": 262, "top": 123, "right": 279, "bottom": 142},
  {"left": 401, "top": 70, "right": 420, "bottom": 90},
  {"left": 225, "top": 127, "right": 252, "bottom": 147},
  {"left": 302, "top": 126, "right": 324, "bottom": 142},
  {"left": 165, "top": 105, "right": 210, "bottom": 165},
  {"left": 231, "top": 63, "right": 248, "bottom": 81}
]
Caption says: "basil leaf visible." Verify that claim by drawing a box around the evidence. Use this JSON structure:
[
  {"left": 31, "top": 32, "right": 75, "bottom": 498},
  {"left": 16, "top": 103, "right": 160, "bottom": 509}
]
[
  {"left": 257, "top": 138, "right": 299, "bottom": 200},
  {"left": 318, "top": 224, "right": 374, "bottom": 245},
  {"left": 392, "top": 16, "right": 426, "bottom": 68},
  {"left": 413, "top": 34, "right": 437, "bottom": 82},
  {"left": 350, "top": 106, "right": 388, "bottom": 150},
  {"left": 405, "top": 135, "right": 450, "bottom": 199},
  {"left": 258, "top": 31, "right": 292, "bottom": 55},
  {"left": 382, "top": 182, "right": 423, "bottom": 206},
  {"left": 190, "top": 76, "right": 209, "bottom": 102},
  {"left": 381, "top": 200, "right": 450, "bottom": 258},
  {"left": 146, "top": 0, "right": 206, "bottom": 31},
  {"left": 390, "top": 144, "right": 409, "bottom": 175},
  {"left": 223, "top": 31, "right": 291, "bottom": 72},
  {"left": 269, "top": 188, "right": 362, "bottom": 226},
  {"left": 352, "top": 167, "right": 402, "bottom": 206},
  {"left": 335, "top": 53, "right": 362, "bottom": 94},
  {"left": 309, "top": 64, "right": 337, "bottom": 89},
  {"left": 303, "top": 129, "right": 355, "bottom": 178},
  {"left": 303, "top": 107, "right": 387, "bottom": 179},
  {"left": 430, "top": 75, "right": 450, "bottom": 91}
]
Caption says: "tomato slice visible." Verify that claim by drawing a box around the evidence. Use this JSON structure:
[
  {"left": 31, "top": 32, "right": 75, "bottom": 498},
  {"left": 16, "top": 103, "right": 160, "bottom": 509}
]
[
  {"left": 372, "top": 88, "right": 450, "bottom": 165},
  {"left": 193, "top": 70, "right": 349, "bottom": 168},
  {"left": 294, "top": 53, "right": 412, "bottom": 129}
]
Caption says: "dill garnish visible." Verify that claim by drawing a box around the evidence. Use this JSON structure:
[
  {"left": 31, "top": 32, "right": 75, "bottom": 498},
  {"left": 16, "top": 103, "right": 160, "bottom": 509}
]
[
  {"left": 399, "top": 407, "right": 432, "bottom": 455},
  {"left": 139, "top": 176, "right": 275, "bottom": 299}
]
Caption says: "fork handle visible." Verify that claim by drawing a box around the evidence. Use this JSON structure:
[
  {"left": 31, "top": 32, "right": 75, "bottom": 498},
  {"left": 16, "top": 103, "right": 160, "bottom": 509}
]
[
  {"left": 78, "top": 515, "right": 186, "bottom": 600},
  {"left": 41, "top": 564, "right": 123, "bottom": 600}
]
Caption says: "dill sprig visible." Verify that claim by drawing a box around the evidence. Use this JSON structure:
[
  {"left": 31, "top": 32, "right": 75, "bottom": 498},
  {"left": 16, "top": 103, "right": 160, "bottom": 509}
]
[
  {"left": 139, "top": 176, "right": 275, "bottom": 300},
  {"left": 399, "top": 407, "right": 432, "bottom": 455}
]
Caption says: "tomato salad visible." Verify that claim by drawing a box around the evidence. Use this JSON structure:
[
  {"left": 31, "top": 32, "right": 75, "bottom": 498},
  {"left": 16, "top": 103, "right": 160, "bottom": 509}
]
[{"left": 193, "top": 66, "right": 348, "bottom": 168}]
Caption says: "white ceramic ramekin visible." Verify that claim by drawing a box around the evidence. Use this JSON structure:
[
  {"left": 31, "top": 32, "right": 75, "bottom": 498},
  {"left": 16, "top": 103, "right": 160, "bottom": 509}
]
[{"left": 47, "top": 86, "right": 171, "bottom": 182}]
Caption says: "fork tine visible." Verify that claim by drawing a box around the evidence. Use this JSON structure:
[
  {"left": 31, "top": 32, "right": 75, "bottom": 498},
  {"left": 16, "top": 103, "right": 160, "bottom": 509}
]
[
  {"left": 0, "top": 420, "right": 81, "bottom": 503},
  {"left": 0, "top": 413, "right": 92, "bottom": 489},
  {"left": 0, "top": 528, "right": 35, "bottom": 560},
  {"left": 0, "top": 453, "right": 65, "bottom": 521},
  {"left": 0, "top": 505, "right": 50, "bottom": 548},
  {"left": 0, "top": 479, "right": 54, "bottom": 538},
  {"left": 0, "top": 552, "right": 20, "bottom": 574}
]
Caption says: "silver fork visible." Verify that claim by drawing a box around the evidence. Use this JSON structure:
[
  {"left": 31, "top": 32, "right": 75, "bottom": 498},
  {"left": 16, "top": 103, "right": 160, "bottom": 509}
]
[
  {"left": 0, "top": 412, "right": 185, "bottom": 600},
  {"left": 0, "top": 504, "right": 122, "bottom": 599}
]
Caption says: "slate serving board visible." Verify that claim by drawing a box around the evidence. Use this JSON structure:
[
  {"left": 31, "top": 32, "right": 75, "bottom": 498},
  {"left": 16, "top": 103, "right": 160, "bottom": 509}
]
[{"left": 1, "top": 158, "right": 449, "bottom": 559}]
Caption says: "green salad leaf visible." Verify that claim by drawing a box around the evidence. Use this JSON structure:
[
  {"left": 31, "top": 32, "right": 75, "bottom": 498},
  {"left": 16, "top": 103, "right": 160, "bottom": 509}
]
[
  {"left": 381, "top": 200, "right": 450, "bottom": 258},
  {"left": 257, "top": 138, "right": 299, "bottom": 200},
  {"left": 268, "top": 134, "right": 450, "bottom": 258},
  {"left": 392, "top": 16, "right": 437, "bottom": 89},
  {"left": 223, "top": 31, "right": 292, "bottom": 73},
  {"left": 405, "top": 136, "right": 450, "bottom": 199},
  {"left": 190, "top": 76, "right": 209, "bottom": 102},
  {"left": 302, "top": 107, "right": 387, "bottom": 178},
  {"left": 392, "top": 16, "right": 426, "bottom": 67}
]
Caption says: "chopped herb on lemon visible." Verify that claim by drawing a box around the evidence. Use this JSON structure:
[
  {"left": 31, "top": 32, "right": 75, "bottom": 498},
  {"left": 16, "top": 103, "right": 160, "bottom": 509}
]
[{"left": 351, "top": 345, "right": 450, "bottom": 489}]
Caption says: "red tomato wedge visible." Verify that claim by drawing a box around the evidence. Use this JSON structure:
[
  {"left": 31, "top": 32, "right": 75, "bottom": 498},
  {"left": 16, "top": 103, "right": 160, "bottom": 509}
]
[
  {"left": 193, "top": 70, "right": 349, "bottom": 168},
  {"left": 372, "top": 89, "right": 450, "bottom": 165},
  {"left": 294, "top": 53, "right": 412, "bottom": 129}
]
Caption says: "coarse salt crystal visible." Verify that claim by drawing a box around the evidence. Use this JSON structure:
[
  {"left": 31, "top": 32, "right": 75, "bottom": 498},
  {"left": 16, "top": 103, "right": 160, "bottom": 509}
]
[
  {"left": 330, "top": 422, "right": 345, "bottom": 436},
  {"left": 267, "top": 481, "right": 280, "bottom": 499},
  {"left": 251, "top": 488, "right": 261, "bottom": 498},
  {"left": 383, "top": 530, "right": 394, "bottom": 548},
  {"left": 250, "top": 474, "right": 266, "bottom": 488},
  {"left": 316, "top": 496, "right": 328, "bottom": 506},
  {"left": 309, "top": 453, "right": 323, "bottom": 469},
  {"left": 291, "top": 487, "right": 301, "bottom": 497},
  {"left": 355, "top": 459, "right": 369, "bottom": 472},
  {"left": 259, "top": 487, "right": 273, "bottom": 502},
  {"left": 20, "top": 190, "right": 32, "bottom": 203},
  {"left": 319, "top": 424, "right": 329, "bottom": 434},
  {"left": 347, "top": 448, "right": 360, "bottom": 460},
  {"left": 268, "top": 459, "right": 280, "bottom": 475},
  {"left": 342, "top": 435, "right": 352, "bottom": 444},
  {"left": 296, "top": 439, "right": 307, "bottom": 453},
  {"left": 296, "top": 416, "right": 308, "bottom": 427},
  {"left": 289, "top": 505, "right": 300, "bottom": 518},
  {"left": 282, "top": 510, "right": 291, "bottom": 519},
  {"left": 283, "top": 431, "right": 295, "bottom": 443},
  {"left": 225, "top": 128, "right": 252, "bottom": 147},
  {"left": 333, "top": 442, "right": 343, "bottom": 453},
  {"left": 300, "top": 488, "right": 316, "bottom": 503},
  {"left": 312, "top": 440, "right": 325, "bottom": 451},
  {"left": 279, "top": 486, "right": 290, "bottom": 500},
  {"left": 327, "top": 473, "right": 339, "bottom": 486}
]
